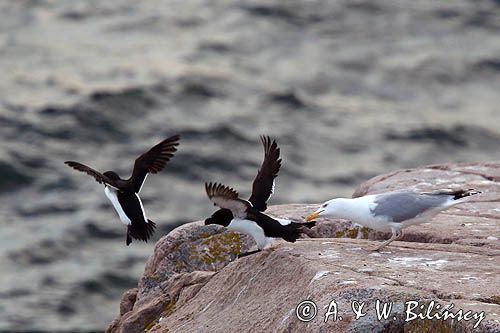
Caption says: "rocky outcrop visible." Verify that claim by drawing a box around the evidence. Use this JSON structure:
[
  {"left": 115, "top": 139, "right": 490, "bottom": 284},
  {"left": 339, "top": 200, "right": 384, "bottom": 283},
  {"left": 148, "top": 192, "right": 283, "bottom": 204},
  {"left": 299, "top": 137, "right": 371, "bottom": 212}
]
[
  {"left": 107, "top": 162, "right": 500, "bottom": 333},
  {"left": 106, "top": 222, "right": 255, "bottom": 333}
]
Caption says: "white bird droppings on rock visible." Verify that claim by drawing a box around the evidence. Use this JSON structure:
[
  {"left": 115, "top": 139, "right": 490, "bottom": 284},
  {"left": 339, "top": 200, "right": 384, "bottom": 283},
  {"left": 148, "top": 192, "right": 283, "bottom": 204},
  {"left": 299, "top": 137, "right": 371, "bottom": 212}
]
[{"left": 310, "top": 270, "right": 329, "bottom": 284}]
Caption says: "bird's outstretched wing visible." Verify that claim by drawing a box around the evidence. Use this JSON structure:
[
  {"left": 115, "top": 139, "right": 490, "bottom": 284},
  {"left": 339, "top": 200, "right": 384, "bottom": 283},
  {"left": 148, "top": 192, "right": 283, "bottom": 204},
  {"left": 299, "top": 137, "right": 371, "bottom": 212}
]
[
  {"left": 130, "top": 134, "right": 180, "bottom": 193},
  {"left": 248, "top": 136, "right": 282, "bottom": 211},
  {"left": 64, "top": 161, "right": 119, "bottom": 189},
  {"left": 205, "top": 182, "right": 251, "bottom": 217}
]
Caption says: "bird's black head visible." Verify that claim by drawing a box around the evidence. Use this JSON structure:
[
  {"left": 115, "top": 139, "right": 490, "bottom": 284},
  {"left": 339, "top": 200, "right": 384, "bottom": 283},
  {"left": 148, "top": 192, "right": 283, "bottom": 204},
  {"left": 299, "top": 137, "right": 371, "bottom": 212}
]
[
  {"left": 204, "top": 209, "right": 234, "bottom": 227},
  {"left": 103, "top": 171, "right": 120, "bottom": 180}
]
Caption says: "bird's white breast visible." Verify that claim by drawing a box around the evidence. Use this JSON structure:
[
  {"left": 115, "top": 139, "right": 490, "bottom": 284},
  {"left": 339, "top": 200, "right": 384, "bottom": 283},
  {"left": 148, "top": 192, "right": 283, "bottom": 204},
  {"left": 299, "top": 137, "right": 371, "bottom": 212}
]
[
  {"left": 227, "top": 218, "right": 271, "bottom": 249},
  {"left": 338, "top": 195, "right": 392, "bottom": 232},
  {"left": 104, "top": 186, "right": 131, "bottom": 225}
]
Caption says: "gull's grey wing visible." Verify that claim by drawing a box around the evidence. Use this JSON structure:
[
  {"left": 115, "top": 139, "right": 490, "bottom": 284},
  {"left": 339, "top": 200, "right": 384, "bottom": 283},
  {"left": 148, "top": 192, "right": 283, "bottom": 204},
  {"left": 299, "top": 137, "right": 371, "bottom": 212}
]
[
  {"left": 205, "top": 182, "right": 251, "bottom": 217},
  {"left": 64, "top": 161, "right": 119, "bottom": 189},
  {"left": 371, "top": 191, "right": 450, "bottom": 222},
  {"left": 248, "top": 136, "right": 282, "bottom": 211},
  {"left": 130, "top": 134, "right": 180, "bottom": 193}
]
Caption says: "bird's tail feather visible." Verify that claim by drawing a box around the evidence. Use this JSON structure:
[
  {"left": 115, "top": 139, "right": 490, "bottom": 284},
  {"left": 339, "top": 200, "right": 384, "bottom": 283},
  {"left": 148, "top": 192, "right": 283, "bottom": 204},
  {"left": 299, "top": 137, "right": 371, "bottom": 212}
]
[
  {"left": 428, "top": 188, "right": 481, "bottom": 201},
  {"left": 126, "top": 232, "right": 132, "bottom": 246},
  {"left": 145, "top": 219, "right": 157, "bottom": 238},
  {"left": 445, "top": 189, "right": 481, "bottom": 201},
  {"left": 301, "top": 221, "right": 316, "bottom": 229},
  {"left": 126, "top": 220, "right": 157, "bottom": 245},
  {"left": 281, "top": 221, "right": 317, "bottom": 242}
]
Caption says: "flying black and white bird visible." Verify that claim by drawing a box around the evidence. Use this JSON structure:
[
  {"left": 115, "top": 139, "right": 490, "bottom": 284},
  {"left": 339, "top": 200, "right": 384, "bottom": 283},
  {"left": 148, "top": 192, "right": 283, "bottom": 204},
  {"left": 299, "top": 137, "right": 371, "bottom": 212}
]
[
  {"left": 205, "top": 135, "right": 281, "bottom": 228},
  {"left": 65, "top": 135, "right": 180, "bottom": 246},
  {"left": 306, "top": 189, "right": 480, "bottom": 251},
  {"left": 205, "top": 182, "right": 316, "bottom": 256}
]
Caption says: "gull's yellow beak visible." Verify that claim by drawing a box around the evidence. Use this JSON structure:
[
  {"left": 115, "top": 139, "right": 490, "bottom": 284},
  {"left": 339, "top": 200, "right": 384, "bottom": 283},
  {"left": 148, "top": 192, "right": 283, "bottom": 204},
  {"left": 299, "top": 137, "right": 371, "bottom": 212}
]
[{"left": 305, "top": 210, "right": 323, "bottom": 222}]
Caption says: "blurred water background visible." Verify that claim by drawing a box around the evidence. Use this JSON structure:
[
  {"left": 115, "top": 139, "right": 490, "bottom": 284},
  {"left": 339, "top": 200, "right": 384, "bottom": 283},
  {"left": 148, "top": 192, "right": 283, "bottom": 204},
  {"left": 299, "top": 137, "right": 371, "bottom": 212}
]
[{"left": 1, "top": 0, "right": 500, "bottom": 331}]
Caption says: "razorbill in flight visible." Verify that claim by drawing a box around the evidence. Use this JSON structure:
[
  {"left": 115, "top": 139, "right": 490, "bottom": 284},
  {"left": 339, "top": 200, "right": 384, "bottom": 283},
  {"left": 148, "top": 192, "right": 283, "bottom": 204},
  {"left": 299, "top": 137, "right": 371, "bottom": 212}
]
[
  {"left": 306, "top": 189, "right": 480, "bottom": 251},
  {"left": 205, "top": 182, "right": 316, "bottom": 256},
  {"left": 65, "top": 134, "right": 180, "bottom": 245},
  {"left": 205, "top": 135, "right": 281, "bottom": 227}
]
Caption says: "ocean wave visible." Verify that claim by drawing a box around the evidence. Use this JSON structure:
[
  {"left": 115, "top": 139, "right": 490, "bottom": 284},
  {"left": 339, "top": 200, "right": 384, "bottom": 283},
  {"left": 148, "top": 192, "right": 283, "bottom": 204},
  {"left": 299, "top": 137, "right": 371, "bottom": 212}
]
[
  {"left": 0, "top": 160, "right": 33, "bottom": 193},
  {"left": 385, "top": 125, "right": 500, "bottom": 147}
]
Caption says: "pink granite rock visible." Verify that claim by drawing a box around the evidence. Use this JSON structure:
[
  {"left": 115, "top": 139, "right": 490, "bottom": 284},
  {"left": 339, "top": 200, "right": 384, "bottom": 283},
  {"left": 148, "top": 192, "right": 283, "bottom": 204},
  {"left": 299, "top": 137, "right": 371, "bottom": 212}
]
[
  {"left": 107, "top": 221, "right": 254, "bottom": 332},
  {"left": 107, "top": 162, "right": 500, "bottom": 333},
  {"left": 145, "top": 240, "right": 500, "bottom": 332}
]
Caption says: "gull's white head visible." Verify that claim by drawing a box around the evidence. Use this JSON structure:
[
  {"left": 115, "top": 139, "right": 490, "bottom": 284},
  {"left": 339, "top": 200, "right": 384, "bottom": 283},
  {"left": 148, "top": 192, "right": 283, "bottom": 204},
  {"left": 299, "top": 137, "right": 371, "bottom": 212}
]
[{"left": 305, "top": 199, "right": 341, "bottom": 222}]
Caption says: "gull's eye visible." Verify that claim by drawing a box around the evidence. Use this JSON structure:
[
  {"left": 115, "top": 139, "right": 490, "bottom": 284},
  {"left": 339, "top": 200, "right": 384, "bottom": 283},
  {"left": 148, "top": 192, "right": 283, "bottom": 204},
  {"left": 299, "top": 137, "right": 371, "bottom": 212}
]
[
  {"left": 213, "top": 203, "right": 217, "bottom": 206},
  {"left": 322, "top": 204, "right": 327, "bottom": 208}
]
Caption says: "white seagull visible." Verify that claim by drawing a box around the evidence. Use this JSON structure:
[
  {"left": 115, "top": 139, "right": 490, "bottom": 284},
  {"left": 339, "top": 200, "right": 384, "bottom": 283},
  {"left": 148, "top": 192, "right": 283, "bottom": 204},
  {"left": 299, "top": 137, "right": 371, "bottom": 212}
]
[{"left": 305, "top": 189, "right": 480, "bottom": 250}]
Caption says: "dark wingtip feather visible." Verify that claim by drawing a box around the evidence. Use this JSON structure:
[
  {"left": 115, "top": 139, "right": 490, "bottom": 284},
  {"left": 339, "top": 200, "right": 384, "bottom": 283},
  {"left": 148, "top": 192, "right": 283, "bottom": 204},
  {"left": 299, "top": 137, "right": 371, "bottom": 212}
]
[
  {"left": 205, "top": 182, "right": 239, "bottom": 200},
  {"left": 133, "top": 134, "right": 181, "bottom": 179},
  {"left": 64, "top": 161, "right": 77, "bottom": 167},
  {"left": 260, "top": 135, "right": 271, "bottom": 150},
  {"left": 453, "top": 189, "right": 481, "bottom": 200},
  {"left": 262, "top": 136, "right": 282, "bottom": 172},
  {"left": 164, "top": 134, "right": 181, "bottom": 146},
  {"left": 260, "top": 135, "right": 279, "bottom": 156}
]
